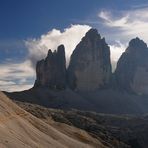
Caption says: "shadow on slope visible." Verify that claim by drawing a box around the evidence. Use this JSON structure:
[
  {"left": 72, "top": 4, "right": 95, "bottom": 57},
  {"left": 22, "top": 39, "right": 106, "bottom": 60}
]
[
  {"left": 15, "top": 101, "right": 148, "bottom": 148},
  {"left": 4, "top": 88, "right": 148, "bottom": 115},
  {"left": 0, "top": 91, "right": 106, "bottom": 148}
]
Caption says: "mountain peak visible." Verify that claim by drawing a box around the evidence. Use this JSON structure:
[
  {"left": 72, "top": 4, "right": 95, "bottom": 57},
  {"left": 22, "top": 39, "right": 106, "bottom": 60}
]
[
  {"left": 115, "top": 37, "right": 148, "bottom": 95},
  {"left": 67, "top": 29, "right": 111, "bottom": 91},
  {"left": 57, "top": 44, "right": 65, "bottom": 55},
  {"left": 85, "top": 28, "right": 101, "bottom": 39},
  {"left": 86, "top": 28, "right": 98, "bottom": 35},
  {"left": 34, "top": 45, "right": 66, "bottom": 89},
  {"left": 128, "top": 37, "right": 147, "bottom": 52}
]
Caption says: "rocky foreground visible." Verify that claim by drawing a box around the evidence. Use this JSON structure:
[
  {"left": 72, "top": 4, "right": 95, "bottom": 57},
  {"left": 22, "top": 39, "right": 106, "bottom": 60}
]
[
  {"left": 0, "top": 91, "right": 107, "bottom": 148},
  {"left": 1, "top": 91, "right": 147, "bottom": 148},
  {"left": 15, "top": 100, "right": 148, "bottom": 148}
]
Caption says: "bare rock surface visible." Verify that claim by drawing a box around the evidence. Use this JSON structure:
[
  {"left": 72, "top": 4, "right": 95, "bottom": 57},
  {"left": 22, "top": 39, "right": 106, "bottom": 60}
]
[
  {"left": 115, "top": 38, "right": 148, "bottom": 95},
  {"left": 67, "top": 29, "right": 112, "bottom": 91},
  {"left": 34, "top": 45, "right": 66, "bottom": 89}
]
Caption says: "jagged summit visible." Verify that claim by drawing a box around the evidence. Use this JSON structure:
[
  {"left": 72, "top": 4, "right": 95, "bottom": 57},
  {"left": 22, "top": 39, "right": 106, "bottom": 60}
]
[
  {"left": 57, "top": 44, "right": 65, "bottom": 54},
  {"left": 79, "top": 28, "right": 103, "bottom": 46},
  {"left": 129, "top": 37, "right": 147, "bottom": 48},
  {"left": 126, "top": 37, "right": 148, "bottom": 53},
  {"left": 115, "top": 37, "right": 148, "bottom": 95},
  {"left": 84, "top": 28, "right": 101, "bottom": 39},
  {"left": 67, "top": 28, "right": 112, "bottom": 91},
  {"left": 34, "top": 28, "right": 112, "bottom": 91},
  {"left": 33, "top": 29, "right": 148, "bottom": 95},
  {"left": 47, "top": 45, "right": 65, "bottom": 57},
  {"left": 34, "top": 44, "right": 66, "bottom": 89},
  {"left": 86, "top": 28, "right": 98, "bottom": 34}
]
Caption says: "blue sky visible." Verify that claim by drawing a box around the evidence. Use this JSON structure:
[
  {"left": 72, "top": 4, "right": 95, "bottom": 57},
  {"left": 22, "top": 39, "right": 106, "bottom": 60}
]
[
  {"left": 1, "top": 0, "right": 146, "bottom": 39},
  {"left": 1, "top": 0, "right": 148, "bottom": 91}
]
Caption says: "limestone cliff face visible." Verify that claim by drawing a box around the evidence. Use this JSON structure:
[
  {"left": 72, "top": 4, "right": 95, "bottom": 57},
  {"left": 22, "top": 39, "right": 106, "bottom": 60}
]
[
  {"left": 114, "top": 38, "right": 148, "bottom": 95},
  {"left": 34, "top": 45, "right": 66, "bottom": 89},
  {"left": 67, "top": 29, "right": 112, "bottom": 91}
]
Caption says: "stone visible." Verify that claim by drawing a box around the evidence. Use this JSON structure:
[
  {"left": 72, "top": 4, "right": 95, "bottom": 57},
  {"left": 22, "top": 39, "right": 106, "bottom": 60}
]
[
  {"left": 34, "top": 45, "right": 66, "bottom": 89},
  {"left": 67, "top": 29, "right": 112, "bottom": 91},
  {"left": 114, "top": 37, "right": 148, "bottom": 95}
]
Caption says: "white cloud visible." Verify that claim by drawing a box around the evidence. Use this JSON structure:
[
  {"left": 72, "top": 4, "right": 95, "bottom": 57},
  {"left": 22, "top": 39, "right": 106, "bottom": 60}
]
[
  {"left": 0, "top": 80, "right": 15, "bottom": 86},
  {"left": 98, "top": 8, "right": 148, "bottom": 42},
  {"left": 110, "top": 42, "right": 126, "bottom": 63},
  {"left": 0, "top": 60, "right": 34, "bottom": 80},
  {"left": 109, "top": 41, "right": 126, "bottom": 71},
  {"left": 97, "top": 8, "right": 148, "bottom": 69},
  {"left": 25, "top": 24, "right": 91, "bottom": 67},
  {"left": 0, "top": 60, "right": 35, "bottom": 92},
  {"left": 98, "top": 11, "right": 129, "bottom": 28}
]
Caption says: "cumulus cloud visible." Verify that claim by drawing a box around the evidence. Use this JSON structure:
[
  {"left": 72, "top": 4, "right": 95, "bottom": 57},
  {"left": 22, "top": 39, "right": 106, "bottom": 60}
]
[
  {"left": 97, "top": 7, "right": 148, "bottom": 70},
  {"left": 25, "top": 24, "right": 91, "bottom": 67},
  {"left": 98, "top": 8, "right": 148, "bottom": 42}
]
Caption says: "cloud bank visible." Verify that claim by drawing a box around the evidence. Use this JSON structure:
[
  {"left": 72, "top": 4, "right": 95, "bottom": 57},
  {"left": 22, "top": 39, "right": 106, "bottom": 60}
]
[
  {"left": 0, "top": 60, "right": 34, "bottom": 92},
  {"left": 97, "top": 7, "right": 148, "bottom": 70},
  {"left": 25, "top": 24, "right": 91, "bottom": 67},
  {"left": 98, "top": 8, "right": 148, "bottom": 42}
]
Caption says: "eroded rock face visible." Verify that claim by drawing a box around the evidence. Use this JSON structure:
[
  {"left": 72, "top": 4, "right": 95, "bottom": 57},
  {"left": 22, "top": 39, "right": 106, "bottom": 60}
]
[
  {"left": 67, "top": 29, "right": 112, "bottom": 91},
  {"left": 34, "top": 45, "right": 66, "bottom": 89},
  {"left": 114, "top": 38, "right": 148, "bottom": 95}
]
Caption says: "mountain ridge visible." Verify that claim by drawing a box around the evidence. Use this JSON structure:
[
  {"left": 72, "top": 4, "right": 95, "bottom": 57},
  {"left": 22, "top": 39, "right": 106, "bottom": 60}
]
[{"left": 4, "top": 28, "right": 148, "bottom": 115}]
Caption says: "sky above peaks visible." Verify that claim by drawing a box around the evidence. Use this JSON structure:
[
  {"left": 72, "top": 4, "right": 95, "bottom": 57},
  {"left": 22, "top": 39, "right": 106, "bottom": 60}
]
[{"left": 0, "top": 0, "right": 148, "bottom": 91}]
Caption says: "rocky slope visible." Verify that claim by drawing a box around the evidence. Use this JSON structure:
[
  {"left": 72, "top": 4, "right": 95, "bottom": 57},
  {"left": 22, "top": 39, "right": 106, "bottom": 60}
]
[
  {"left": 114, "top": 38, "right": 148, "bottom": 95},
  {"left": 6, "top": 88, "right": 148, "bottom": 115},
  {"left": 0, "top": 91, "right": 107, "bottom": 148},
  {"left": 67, "top": 29, "right": 112, "bottom": 91},
  {"left": 16, "top": 100, "right": 148, "bottom": 148}
]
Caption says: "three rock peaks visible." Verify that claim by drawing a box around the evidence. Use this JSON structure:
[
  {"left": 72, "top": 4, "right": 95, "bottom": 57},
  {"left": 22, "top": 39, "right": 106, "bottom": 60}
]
[{"left": 34, "top": 28, "right": 148, "bottom": 95}]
